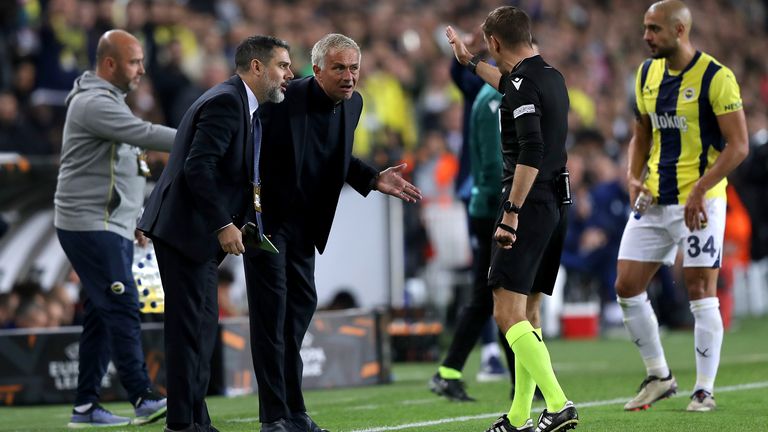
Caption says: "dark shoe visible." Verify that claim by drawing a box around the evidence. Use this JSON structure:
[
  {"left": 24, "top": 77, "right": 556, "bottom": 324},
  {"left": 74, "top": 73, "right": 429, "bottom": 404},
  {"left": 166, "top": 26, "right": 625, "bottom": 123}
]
[
  {"left": 291, "top": 412, "right": 329, "bottom": 432},
  {"left": 534, "top": 401, "right": 578, "bottom": 432},
  {"left": 262, "top": 418, "right": 300, "bottom": 432},
  {"left": 486, "top": 414, "right": 533, "bottom": 432},
  {"left": 199, "top": 425, "right": 220, "bottom": 432},
  {"left": 429, "top": 373, "right": 476, "bottom": 402}
]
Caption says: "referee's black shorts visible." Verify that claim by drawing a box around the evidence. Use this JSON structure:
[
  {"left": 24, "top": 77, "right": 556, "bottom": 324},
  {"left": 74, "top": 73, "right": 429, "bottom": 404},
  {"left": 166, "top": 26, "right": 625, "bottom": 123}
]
[{"left": 487, "top": 181, "right": 567, "bottom": 296}]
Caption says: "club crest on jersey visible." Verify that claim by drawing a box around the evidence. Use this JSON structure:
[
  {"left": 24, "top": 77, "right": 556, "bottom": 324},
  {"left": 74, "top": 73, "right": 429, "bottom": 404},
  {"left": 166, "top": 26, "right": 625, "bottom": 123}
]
[
  {"left": 511, "top": 77, "right": 523, "bottom": 90},
  {"left": 683, "top": 87, "right": 696, "bottom": 101},
  {"left": 649, "top": 112, "right": 688, "bottom": 132}
]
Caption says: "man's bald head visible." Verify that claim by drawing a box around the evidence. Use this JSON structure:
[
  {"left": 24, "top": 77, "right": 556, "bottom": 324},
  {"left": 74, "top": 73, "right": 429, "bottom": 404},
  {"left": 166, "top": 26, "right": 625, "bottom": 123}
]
[
  {"left": 96, "top": 30, "right": 140, "bottom": 64},
  {"left": 648, "top": 0, "right": 692, "bottom": 36},
  {"left": 95, "top": 30, "right": 145, "bottom": 92}
]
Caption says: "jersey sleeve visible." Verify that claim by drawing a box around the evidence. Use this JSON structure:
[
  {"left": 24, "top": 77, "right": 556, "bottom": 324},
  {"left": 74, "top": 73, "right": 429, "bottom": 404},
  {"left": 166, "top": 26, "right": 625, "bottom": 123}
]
[
  {"left": 502, "top": 74, "right": 541, "bottom": 119},
  {"left": 634, "top": 62, "right": 648, "bottom": 116},
  {"left": 709, "top": 66, "right": 743, "bottom": 115},
  {"left": 503, "top": 74, "right": 544, "bottom": 169}
]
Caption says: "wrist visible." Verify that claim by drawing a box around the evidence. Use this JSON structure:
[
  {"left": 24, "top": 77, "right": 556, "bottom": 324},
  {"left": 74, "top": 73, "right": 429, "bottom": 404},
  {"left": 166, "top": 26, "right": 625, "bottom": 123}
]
[
  {"left": 692, "top": 180, "right": 708, "bottom": 196},
  {"left": 465, "top": 54, "right": 483, "bottom": 74},
  {"left": 503, "top": 200, "right": 521, "bottom": 214},
  {"left": 501, "top": 213, "right": 517, "bottom": 227},
  {"left": 369, "top": 172, "right": 380, "bottom": 191}
]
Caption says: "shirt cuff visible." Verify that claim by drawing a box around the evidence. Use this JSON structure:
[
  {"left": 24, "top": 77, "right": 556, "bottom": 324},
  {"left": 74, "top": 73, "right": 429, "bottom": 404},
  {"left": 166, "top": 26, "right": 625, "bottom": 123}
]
[{"left": 216, "top": 222, "right": 234, "bottom": 232}]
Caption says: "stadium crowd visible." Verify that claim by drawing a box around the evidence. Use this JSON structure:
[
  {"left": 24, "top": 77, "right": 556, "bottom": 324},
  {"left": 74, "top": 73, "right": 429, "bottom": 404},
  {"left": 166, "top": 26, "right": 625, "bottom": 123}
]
[{"left": 1, "top": 0, "right": 767, "bottom": 328}]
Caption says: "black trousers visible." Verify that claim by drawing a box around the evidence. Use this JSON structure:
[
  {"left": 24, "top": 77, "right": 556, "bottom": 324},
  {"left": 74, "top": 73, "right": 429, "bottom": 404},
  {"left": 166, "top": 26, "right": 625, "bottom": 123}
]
[
  {"left": 441, "top": 216, "right": 515, "bottom": 376},
  {"left": 154, "top": 240, "right": 219, "bottom": 427},
  {"left": 243, "top": 221, "right": 317, "bottom": 423}
]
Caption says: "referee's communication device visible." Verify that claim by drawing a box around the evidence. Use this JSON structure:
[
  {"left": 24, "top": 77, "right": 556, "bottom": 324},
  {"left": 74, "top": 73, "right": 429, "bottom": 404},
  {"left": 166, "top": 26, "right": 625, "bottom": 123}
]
[{"left": 556, "top": 167, "right": 573, "bottom": 206}]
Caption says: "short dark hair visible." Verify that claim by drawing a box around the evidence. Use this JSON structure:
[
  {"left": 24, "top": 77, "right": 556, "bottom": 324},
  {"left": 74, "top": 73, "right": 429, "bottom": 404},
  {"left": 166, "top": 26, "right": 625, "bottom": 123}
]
[
  {"left": 235, "top": 35, "right": 290, "bottom": 73},
  {"left": 481, "top": 6, "right": 532, "bottom": 48}
]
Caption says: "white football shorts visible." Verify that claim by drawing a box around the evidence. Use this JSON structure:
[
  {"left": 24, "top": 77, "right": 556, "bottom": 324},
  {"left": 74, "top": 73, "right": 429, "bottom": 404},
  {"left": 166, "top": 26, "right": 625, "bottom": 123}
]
[{"left": 617, "top": 197, "right": 726, "bottom": 268}]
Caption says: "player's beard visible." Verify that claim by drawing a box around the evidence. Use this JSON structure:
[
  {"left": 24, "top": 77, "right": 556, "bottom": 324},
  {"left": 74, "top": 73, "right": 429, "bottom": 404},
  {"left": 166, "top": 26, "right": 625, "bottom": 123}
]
[{"left": 651, "top": 42, "right": 676, "bottom": 60}]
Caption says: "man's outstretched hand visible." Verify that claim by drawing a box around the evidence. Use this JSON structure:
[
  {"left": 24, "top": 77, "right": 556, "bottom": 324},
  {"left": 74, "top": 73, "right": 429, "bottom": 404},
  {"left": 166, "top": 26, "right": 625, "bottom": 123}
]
[{"left": 375, "top": 163, "right": 422, "bottom": 203}]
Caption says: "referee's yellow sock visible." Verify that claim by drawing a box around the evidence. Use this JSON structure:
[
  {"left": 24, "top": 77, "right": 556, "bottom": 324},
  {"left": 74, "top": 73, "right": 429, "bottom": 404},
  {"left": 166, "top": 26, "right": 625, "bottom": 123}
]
[
  {"left": 438, "top": 366, "right": 462, "bottom": 380},
  {"left": 506, "top": 321, "right": 567, "bottom": 412},
  {"left": 507, "top": 327, "right": 542, "bottom": 426}
]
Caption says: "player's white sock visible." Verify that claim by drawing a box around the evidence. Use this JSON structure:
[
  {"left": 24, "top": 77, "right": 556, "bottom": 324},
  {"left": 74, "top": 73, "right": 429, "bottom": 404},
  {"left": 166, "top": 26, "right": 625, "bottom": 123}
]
[
  {"left": 481, "top": 342, "right": 501, "bottom": 364},
  {"left": 74, "top": 403, "right": 93, "bottom": 413},
  {"left": 618, "top": 292, "right": 670, "bottom": 378},
  {"left": 690, "top": 297, "right": 723, "bottom": 394}
]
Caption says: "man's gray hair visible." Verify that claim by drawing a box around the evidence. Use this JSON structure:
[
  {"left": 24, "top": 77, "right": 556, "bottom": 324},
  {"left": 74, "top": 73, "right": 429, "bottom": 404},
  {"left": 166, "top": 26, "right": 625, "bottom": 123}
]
[{"left": 311, "top": 33, "right": 361, "bottom": 68}]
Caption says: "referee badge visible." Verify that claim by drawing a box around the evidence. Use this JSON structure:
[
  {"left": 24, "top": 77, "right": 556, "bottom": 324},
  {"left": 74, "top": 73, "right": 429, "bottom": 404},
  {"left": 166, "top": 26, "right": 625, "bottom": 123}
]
[{"left": 683, "top": 87, "right": 696, "bottom": 101}]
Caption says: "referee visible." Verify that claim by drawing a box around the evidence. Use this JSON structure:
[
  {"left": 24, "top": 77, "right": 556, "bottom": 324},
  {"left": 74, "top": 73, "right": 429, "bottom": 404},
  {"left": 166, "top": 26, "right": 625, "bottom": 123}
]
[{"left": 446, "top": 7, "right": 578, "bottom": 432}]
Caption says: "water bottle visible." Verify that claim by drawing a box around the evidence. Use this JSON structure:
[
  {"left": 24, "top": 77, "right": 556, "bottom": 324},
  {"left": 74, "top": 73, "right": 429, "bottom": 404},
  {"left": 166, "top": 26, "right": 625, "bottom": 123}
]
[{"left": 632, "top": 191, "right": 652, "bottom": 220}]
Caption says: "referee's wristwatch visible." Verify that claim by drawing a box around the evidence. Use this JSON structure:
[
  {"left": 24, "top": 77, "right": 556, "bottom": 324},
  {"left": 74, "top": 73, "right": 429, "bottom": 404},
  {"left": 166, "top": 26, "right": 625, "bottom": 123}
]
[{"left": 503, "top": 201, "right": 521, "bottom": 214}]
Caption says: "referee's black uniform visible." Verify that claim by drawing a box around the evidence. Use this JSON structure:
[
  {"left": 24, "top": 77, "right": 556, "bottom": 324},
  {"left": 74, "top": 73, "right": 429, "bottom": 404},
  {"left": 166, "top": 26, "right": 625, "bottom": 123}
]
[{"left": 488, "top": 54, "right": 570, "bottom": 295}]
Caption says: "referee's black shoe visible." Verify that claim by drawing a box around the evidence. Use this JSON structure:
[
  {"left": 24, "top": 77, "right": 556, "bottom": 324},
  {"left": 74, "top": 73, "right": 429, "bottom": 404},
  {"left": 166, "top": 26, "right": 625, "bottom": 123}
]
[
  {"left": 485, "top": 415, "right": 533, "bottom": 432},
  {"left": 534, "top": 401, "right": 578, "bottom": 432},
  {"left": 428, "top": 373, "right": 475, "bottom": 402}
]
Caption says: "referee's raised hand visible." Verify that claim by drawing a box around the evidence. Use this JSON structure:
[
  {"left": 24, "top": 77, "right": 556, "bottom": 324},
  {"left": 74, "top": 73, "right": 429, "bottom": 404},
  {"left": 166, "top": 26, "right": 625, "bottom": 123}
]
[{"left": 445, "top": 26, "right": 473, "bottom": 65}]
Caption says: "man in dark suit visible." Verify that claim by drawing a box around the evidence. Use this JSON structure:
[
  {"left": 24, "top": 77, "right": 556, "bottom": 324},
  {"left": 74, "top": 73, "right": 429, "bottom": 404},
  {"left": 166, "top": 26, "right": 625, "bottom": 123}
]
[
  {"left": 138, "top": 35, "right": 294, "bottom": 432},
  {"left": 243, "top": 33, "right": 422, "bottom": 432}
]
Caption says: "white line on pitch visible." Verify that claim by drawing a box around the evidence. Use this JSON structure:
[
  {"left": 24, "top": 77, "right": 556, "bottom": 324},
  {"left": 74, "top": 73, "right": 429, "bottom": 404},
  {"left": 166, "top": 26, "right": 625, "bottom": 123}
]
[{"left": 346, "top": 380, "right": 768, "bottom": 432}]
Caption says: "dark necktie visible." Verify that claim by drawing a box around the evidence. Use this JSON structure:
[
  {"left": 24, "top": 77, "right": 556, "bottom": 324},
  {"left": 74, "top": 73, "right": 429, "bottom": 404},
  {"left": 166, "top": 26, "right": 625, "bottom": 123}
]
[{"left": 252, "top": 110, "right": 264, "bottom": 238}]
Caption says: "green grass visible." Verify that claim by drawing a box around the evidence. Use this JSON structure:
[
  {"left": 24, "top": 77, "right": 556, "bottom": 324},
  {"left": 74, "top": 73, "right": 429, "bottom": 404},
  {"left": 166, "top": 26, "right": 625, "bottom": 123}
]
[{"left": 2, "top": 317, "right": 768, "bottom": 431}]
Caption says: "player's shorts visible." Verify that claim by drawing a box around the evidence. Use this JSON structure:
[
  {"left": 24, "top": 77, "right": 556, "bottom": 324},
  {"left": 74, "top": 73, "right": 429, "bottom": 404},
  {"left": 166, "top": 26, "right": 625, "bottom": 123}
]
[
  {"left": 618, "top": 197, "right": 726, "bottom": 267},
  {"left": 488, "top": 182, "right": 566, "bottom": 296}
]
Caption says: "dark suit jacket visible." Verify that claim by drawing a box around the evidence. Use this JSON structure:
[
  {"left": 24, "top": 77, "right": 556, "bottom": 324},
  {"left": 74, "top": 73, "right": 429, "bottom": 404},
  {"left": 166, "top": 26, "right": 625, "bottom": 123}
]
[
  {"left": 139, "top": 75, "right": 253, "bottom": 263},
  {"left": 258, "top": 76, "right": 378, "bottom": 254}
]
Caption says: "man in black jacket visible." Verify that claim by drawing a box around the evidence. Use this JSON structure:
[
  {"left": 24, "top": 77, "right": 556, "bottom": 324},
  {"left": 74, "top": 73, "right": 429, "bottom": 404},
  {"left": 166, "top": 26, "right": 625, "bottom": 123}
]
[
  {"left": 139, "top": 35, "right": 294, "bottom": 432},
  {"left": 243, "top": 33, "right": 421, "bottom": 432}
]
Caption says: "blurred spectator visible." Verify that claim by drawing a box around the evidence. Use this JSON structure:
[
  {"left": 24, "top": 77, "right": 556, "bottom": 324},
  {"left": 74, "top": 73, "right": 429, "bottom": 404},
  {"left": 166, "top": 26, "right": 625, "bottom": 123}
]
[
  {"left": 168, "top": 59, "right": 231, "bottom": 128},
  {"left": 48, "top": 284, "right": 76, "bottom": 326},
  {"left": 149, "top": 39, "right": 191, "bottom": 127},
  {"left": 0, "top": 91, "right": 51, "bottom": 154},
  {"left": 414, "top": 130, "right": 459, "bottom": 204},
  {"left": 0, "top": 292, "right": 20, "bottom": 329},
  {"left": 45, "top": 297, "right": 67, "bottom": 327},
  {"left": 34, "top": 0, "right": 92, "bottom": 104},
  {"left": 14, "top": 300, "right": 48, "bottom": 329}
]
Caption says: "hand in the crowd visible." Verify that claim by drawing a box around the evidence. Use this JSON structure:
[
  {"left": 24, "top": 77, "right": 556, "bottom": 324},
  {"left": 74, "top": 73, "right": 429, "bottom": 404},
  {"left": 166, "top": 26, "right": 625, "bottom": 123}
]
[
  {"left": 376, "top": 163, "right": 423, "bottom": 203},
  {"left": 445, "top": 26, "right": 474, "bottom": 65},
  {"left": 580, "top": 227, "right": 607, "bottom": 252},
  {"left": 627, "top": 175, "right": 650, "bottom": 207},
  {"left": 684, "top": 182, "right": 708, "bottom": 231},
  {"left": 135, "top": 229, "right": 148, "bottom": 248},
  {"left": 494, "top": 213, "right": 518, "bottom": 249},
  {"left": 218, "top": 224, "right": 245, "bottom": 255}
]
